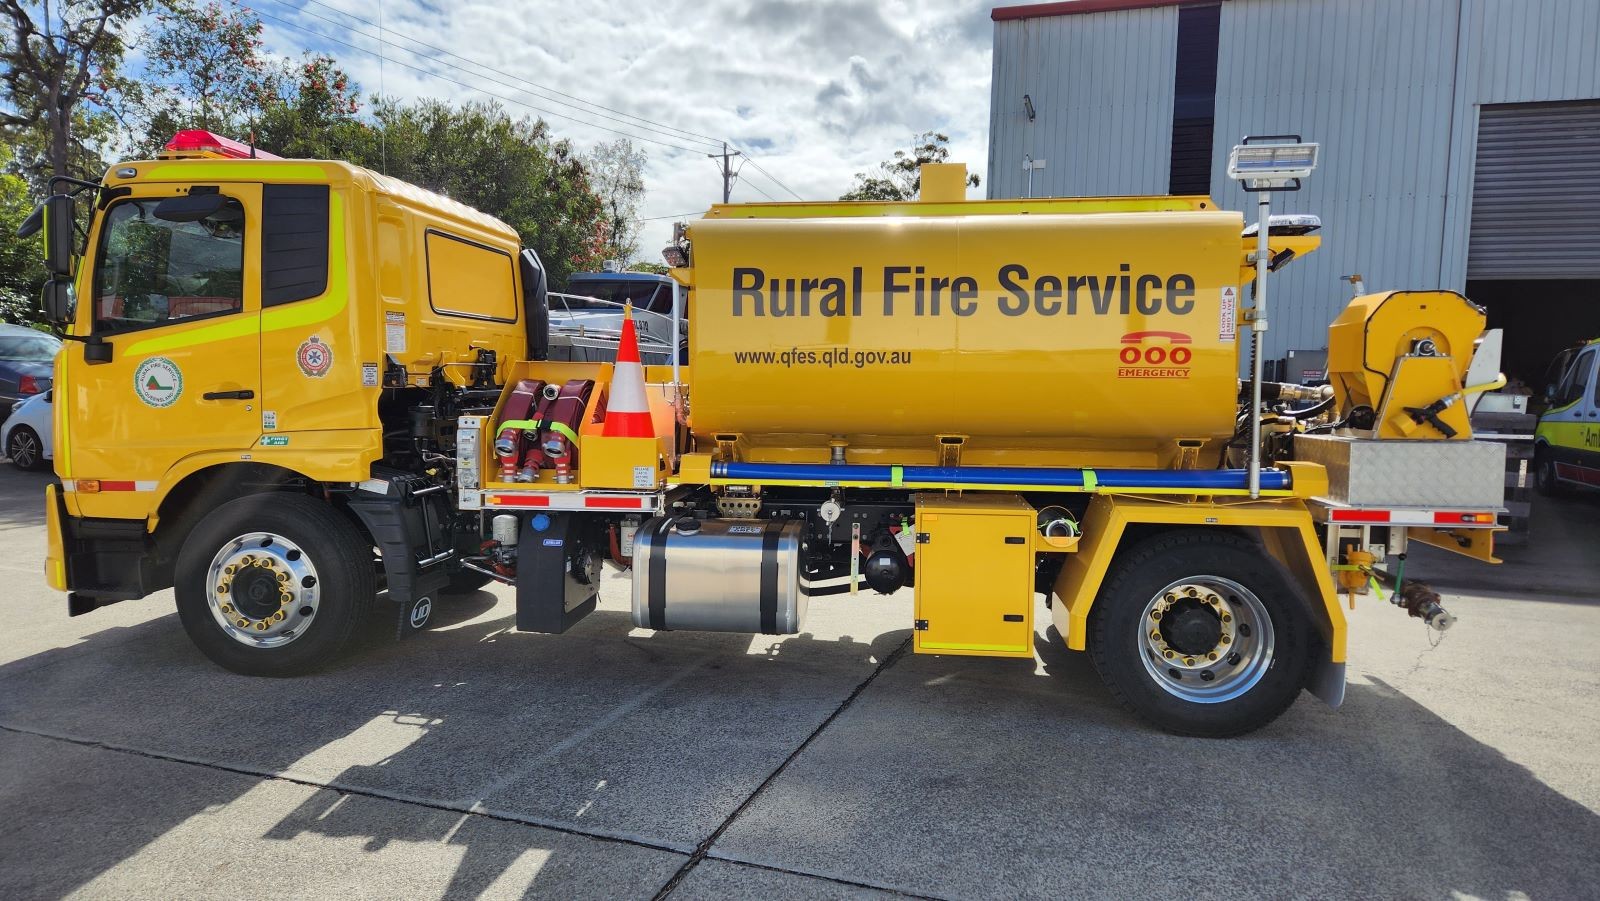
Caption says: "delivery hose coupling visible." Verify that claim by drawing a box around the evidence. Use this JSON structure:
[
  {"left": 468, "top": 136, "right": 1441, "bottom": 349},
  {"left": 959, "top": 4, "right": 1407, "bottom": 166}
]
[{"left": 1396, "top": 581, "right": 1455, "bottom": 632}]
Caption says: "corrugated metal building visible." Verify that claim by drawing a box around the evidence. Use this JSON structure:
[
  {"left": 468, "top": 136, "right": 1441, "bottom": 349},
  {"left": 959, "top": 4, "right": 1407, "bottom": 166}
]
[{"left": 987, "top": 0, "right": 1600, "bottom": 381}]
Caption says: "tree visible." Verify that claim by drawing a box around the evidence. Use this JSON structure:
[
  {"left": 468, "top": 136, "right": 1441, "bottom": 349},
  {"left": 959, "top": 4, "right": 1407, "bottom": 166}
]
[
  {"left": 139, "top": 0, "right": 267, "bottom": 145},
  {"left": 0, "top": 0, "right": 148, "bottom": 185},
  {"left": 343, "top": 99, "right": 606, "bottom": 288},
  {"left": 252, "top": 53, "right": 362, "bottom": 159},
  {"left": 626, "top": 261, "right": 668, "bottom": 276},
  {"left": 137, "top": 2, "right": 360, "bottom": 159},
  {"left": 0, "top": 145, "right": 43, "bottom": 323},
  {"left": 840, "top": 131, "right": 980, "bottom": 201},
  {"left": 585, "top": 139, "right": 646, "bottom": 263}
]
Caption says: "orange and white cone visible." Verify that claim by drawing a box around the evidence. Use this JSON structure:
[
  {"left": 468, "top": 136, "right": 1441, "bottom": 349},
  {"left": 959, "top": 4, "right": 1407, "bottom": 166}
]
[{"left": 602, "top": 304, "right": 655, "bottom": 438}]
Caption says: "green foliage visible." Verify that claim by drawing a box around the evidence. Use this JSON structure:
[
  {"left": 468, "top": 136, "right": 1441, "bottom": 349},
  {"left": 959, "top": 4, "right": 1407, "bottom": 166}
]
[
  {"left": 0, "top": 145, "right": 44, "bottom": 324},
  {"left": 840, "top": 131, "right": 980, "bottom": 201},
  {"left": 0, "top": 0, "right": 149, "bottom": 185},
  {"left": 626, "top": 261, "right": 669, "bottom": 276},
  {"left": 340, "top": 99, "right": 606, "bottom": 288},
  {"left": 137, "top": 2, "right": 361, "bottom": 159}
]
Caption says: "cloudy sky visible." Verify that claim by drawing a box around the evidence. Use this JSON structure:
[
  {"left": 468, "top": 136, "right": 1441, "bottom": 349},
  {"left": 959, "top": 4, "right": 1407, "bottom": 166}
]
[{"left": 244, "top": 0, "right": 999, "bottom": 267}]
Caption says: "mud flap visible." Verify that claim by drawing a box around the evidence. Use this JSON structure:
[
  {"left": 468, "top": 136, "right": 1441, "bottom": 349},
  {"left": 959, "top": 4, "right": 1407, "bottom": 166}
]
[
  {"left": 1307, "top": 659, "right": 1346, "bottom": 708},
  {"left": 396, "top": 593, "right": 436, "bottom": 639}
]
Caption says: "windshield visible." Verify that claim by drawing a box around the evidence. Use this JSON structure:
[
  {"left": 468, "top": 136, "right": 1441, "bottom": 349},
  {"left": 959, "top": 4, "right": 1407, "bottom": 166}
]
[
  {"left": 0, "top": 334, "right": 62, "bottom": 361},
  {"left": 92, "top": 196, "right": 246, "bottom": 335},
  {"left": 559, "top": 279, "right": 674, "bottom": 315}
]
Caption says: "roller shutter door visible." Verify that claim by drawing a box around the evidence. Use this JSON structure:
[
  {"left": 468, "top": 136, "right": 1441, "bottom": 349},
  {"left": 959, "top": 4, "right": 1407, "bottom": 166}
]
[{"left": 1467, "top": 101, "right": 1600, "bottom": 279}]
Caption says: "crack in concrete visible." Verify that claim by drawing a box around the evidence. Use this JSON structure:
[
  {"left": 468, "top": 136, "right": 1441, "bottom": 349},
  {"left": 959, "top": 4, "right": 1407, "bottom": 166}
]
[
  {"left": 1, "top": 644, "right": 934, "bottom": 900},
  {"left": 650, "top": 637, "right": 921, "bottom": 900}
]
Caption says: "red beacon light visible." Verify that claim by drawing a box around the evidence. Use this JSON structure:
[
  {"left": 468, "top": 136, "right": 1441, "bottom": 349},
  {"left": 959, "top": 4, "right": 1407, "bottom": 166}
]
[{"left": 161, "top": 130, "right": 282, "bottom": 160}]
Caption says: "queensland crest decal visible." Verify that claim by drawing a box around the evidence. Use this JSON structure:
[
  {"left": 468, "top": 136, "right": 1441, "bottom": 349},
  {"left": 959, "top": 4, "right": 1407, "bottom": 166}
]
[
  {"left": 296, "top": 336, "right": 332, "bottom": 378},
  {"left": 134, "top": 357, "right": 183, "bottom": 408}
]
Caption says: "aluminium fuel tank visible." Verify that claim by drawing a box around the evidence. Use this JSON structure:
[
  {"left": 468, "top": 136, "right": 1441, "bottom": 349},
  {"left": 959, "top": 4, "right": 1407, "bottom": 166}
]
[{"left": 684, "top": 209, "right": 1247, "bottom": 450}]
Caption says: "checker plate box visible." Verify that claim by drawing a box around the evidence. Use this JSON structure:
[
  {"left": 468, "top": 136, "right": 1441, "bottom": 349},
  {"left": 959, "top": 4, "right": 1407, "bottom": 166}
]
[{"left": 1294, "top": 435, "right": 1505, "bottom": 508}]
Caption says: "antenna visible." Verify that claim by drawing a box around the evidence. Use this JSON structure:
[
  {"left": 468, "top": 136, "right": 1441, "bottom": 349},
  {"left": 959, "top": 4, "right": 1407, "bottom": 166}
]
[{"left": 377, "top": 0, "right": 388, "bottom": 172}]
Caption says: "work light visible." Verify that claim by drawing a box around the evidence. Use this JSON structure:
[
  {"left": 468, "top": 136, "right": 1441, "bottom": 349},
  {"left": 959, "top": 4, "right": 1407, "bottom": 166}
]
[
  {"left": 1229, "top": 135, "right": 1320, "bottom": 498},
  {"left": 1227, "top": 141, "right": 1318, "bottom": 190}
]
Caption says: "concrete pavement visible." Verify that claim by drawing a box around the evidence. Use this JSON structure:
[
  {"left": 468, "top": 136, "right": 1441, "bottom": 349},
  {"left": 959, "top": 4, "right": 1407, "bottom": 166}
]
[{"left": 1, "top": 465, "right": 1596, "bottom": 899}]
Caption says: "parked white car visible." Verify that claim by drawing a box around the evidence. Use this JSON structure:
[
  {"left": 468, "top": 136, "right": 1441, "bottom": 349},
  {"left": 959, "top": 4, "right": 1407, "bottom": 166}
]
[{"left": 3, "top": 389, "right": 52, "bottom": 471}]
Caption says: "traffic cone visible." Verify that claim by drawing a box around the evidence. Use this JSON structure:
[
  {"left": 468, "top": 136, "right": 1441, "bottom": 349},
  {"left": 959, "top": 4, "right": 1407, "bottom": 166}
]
[{"left": 602, "top": 304, "right": 656, "bottom": 438}]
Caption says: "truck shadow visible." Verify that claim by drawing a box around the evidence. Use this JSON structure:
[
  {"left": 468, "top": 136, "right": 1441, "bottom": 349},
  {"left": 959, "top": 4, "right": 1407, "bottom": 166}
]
[{"left": 3, "top": 594, "right": 1595, "bottom": 898}]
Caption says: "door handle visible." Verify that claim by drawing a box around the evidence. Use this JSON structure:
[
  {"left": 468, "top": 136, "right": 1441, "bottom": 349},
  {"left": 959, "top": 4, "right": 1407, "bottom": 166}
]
[{"left": 203, "top": 389, "right": 255, "bottom": 401}]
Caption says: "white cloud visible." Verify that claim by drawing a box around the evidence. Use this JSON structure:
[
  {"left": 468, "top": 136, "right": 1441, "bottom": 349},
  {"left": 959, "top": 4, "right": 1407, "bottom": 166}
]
[{"left": 252, "top": 0, "right": 995, "bottom": 273}]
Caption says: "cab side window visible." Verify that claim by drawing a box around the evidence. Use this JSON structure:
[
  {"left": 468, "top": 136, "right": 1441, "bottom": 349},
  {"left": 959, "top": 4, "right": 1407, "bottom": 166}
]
[{"left": 92, "top": 197, "right": 246, "bottom": 335}]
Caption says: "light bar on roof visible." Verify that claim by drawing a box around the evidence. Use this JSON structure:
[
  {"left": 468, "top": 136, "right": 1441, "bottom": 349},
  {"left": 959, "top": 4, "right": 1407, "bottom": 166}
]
[{"left": 163, "top": 129, "right": 282, "bottom": 160}]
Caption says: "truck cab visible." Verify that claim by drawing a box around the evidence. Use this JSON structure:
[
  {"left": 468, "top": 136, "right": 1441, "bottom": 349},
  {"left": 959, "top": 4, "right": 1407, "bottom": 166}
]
[
  {"left": 31, "top": 131, "right": 546, "bottom": 671},
  {"left": 1534, "top": 337, "right": 1600, "bottom": 492}
]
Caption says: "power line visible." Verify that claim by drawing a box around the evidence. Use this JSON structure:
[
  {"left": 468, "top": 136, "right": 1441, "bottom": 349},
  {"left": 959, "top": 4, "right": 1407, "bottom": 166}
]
[
  {"left": 290, "top": 0, "right": 725, "bottom": 149},
  {"left": 240, "top": 3, "right": 712, "bottom": 154},
  {"left": 639, "top": 211, "right": 703, "bottom": 221},
  {"left": 261, "top": 0, "right": 723, "bottom": 151},
  {"left": 736, "top": 154, "right": 805, "bottom": 201},
  {"left": 252, "top": 2, "right": 812, "bottom": 202}
]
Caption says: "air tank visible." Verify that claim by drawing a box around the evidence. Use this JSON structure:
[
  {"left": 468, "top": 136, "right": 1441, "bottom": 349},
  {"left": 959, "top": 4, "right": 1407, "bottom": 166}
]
[{"left": 684, "top": 205, "right": 1248, "bottom": 463}]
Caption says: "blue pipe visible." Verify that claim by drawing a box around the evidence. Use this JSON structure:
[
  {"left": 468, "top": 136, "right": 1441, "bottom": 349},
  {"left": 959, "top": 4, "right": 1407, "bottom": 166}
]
[{"left": 710, "top": 461, "right": 1291, "bottom": 491}]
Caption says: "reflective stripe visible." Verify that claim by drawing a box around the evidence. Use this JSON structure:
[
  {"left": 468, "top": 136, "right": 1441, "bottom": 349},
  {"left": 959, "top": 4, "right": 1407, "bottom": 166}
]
[
  {"left": 60, "top": 479, "right": 158, "bottom": 492},
  {"left": 890, "top": 465, "right": 903, "bottom": 487},
  {"left": 140, "top": 162, "right": 331, "bottom": 182},
  {"left": 126, "top": 192, "right": 348, "bottom": 356},
  {"left": 1328, "top": 508, "right": 1496, "bottom": 526},
  {"left": 1081, "top": 469, "right": 1098, "bottom": 491}
]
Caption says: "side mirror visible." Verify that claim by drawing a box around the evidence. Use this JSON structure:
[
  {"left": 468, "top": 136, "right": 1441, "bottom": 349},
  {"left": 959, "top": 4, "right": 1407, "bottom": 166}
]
[
  {"left": 520, "top": 248, "right": 550, "bottom": 362},
  {"left": 40, "top": 278, "right": 73, "bottom": 324},
  {"left": 154, "top": 192, "right": 228, "bottom": 222},
  {"left": 20, "top": 195, "right": 78, "bottom": 277}
]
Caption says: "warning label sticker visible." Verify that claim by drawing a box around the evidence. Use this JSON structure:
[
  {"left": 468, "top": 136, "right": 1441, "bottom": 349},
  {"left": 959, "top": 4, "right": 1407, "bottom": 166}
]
[
  {"left": 633, "top": 465, "right": 655, "bottom": 489},
  {"left": 1219, "top": 286, "right": 1238, "bottom": 341},
  {"left": 385, "top": 311, "right": 407, "bottom": 354}
]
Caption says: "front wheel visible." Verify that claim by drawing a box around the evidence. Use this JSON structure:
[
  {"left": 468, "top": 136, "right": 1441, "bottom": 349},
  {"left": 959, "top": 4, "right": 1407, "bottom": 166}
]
[
  {"left": 175, "top": 493, "right": 376, "bottom": 676},
  {"left": 1088, "top": 530, "right": 1312, "bottom": 737}
]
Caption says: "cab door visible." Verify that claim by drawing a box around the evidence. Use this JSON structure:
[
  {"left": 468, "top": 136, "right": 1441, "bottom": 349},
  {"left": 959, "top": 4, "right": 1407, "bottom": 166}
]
[
  {"left": 1537, "top": 346, "right": 1600, "bottom": 488},
  {"left": 62, "top": 183, "right": 264, "bottom": 519}
]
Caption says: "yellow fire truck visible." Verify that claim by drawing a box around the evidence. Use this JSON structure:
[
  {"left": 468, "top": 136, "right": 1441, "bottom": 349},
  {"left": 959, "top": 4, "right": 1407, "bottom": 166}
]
[{"left": 29, "top": 132, "right": 1505, "bottom": 736}]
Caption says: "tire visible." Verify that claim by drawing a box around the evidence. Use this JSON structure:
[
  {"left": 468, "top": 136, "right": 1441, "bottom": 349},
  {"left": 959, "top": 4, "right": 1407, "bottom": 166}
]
[
  {"left": 1534, "top": 450, "right": 1568, "bottom": 498},
  {"left": 175, "top": 493, "right": 376, "bottom": 676},
  {"left": 439, "top": 569, "right": 494, "bottom": 596},
  {"left": 1088, "top": 529, "right": 1312, "bottom": 738},
  {"left": 6, "top": 426, "right": 46, "bottom": 471}
]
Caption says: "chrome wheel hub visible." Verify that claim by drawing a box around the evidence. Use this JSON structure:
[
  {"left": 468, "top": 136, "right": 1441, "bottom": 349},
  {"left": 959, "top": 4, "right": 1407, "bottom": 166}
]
[
  {"left": 205, "top": 532, "right": 320, "bottom": 648},
  {"left": 1139, "top": 576, "right": 1275, "bottom": 703}
]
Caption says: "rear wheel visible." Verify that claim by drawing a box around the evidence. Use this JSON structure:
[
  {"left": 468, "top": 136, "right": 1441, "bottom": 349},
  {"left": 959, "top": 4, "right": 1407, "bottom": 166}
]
[
  {"left": 6, "top": 426, "right": 45, "bottom": 471},
  {"left": 175, "top": 493, "right": 375, "bottom": 676},
  {"left": 1088, "top": 530, "right": 1311, "bottom": 737}
]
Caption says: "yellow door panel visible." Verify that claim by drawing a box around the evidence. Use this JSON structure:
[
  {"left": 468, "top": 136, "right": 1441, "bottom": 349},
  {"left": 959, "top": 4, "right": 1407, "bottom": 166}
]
[
  {"left": 65, "top": 184, "right": 263, "bottom": 519},
  {"left": 914, "top": 493, "right": 1034, "bottom": 658}
]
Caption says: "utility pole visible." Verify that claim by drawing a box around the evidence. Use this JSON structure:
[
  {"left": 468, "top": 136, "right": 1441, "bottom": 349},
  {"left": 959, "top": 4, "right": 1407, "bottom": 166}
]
[{"left": 708, "top": 141, "right": 742, "bottom": 203}]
